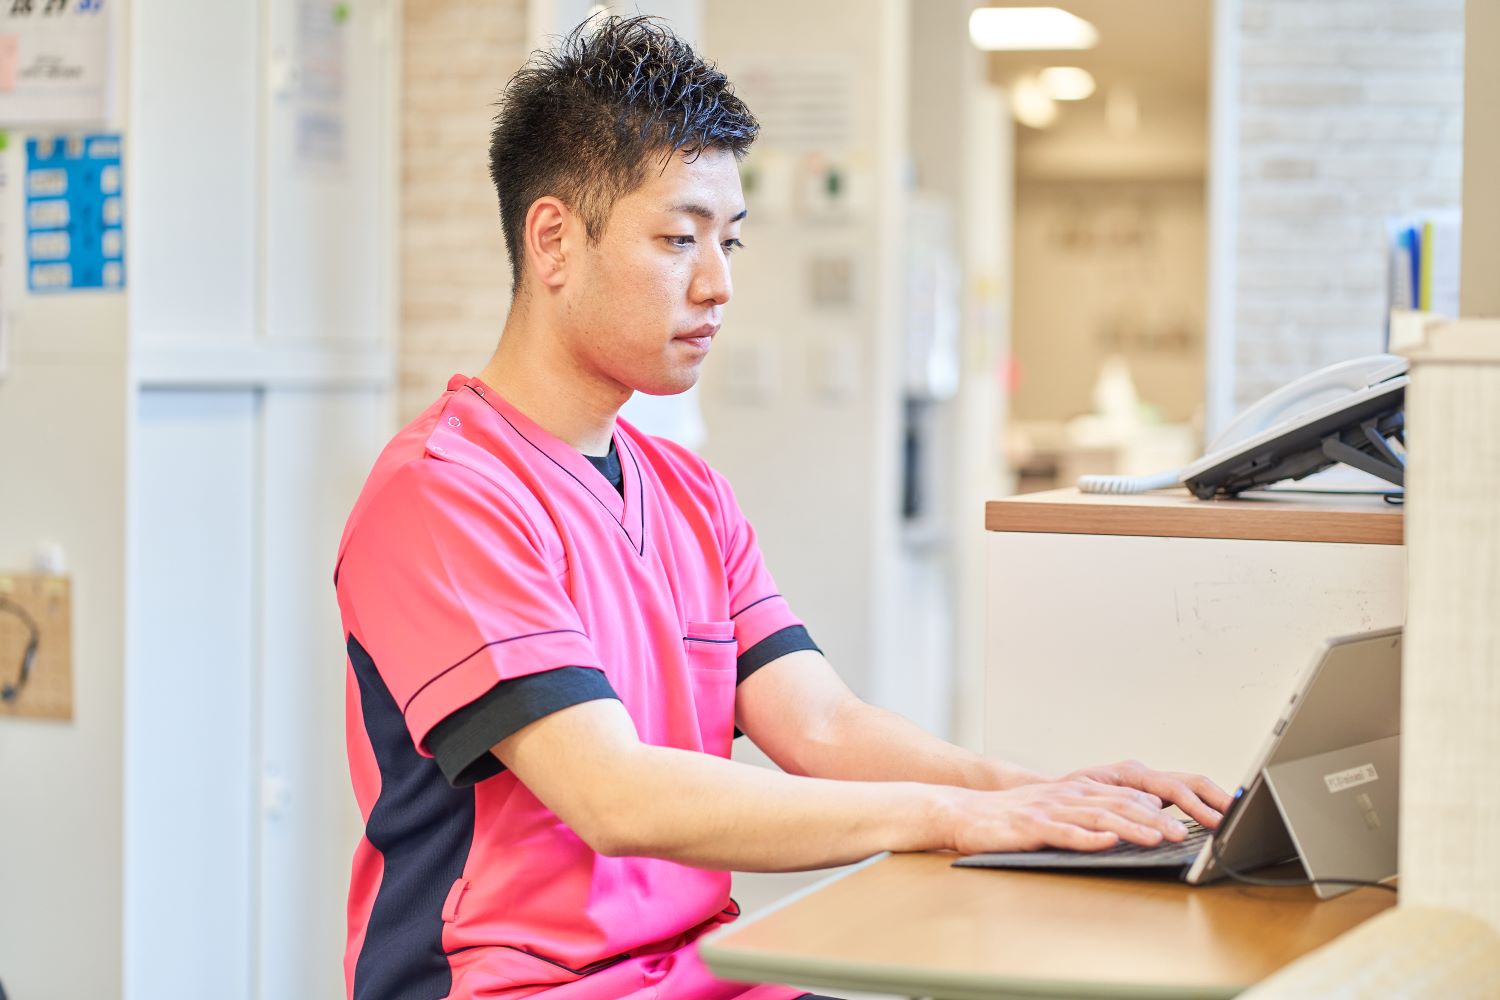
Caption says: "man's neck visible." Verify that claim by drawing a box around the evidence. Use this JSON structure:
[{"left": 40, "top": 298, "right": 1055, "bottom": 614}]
[{"left": 477, "top": 305, "right": 628, "bottom": 457}]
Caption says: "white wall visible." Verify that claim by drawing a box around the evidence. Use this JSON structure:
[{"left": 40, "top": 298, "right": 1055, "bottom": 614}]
[
  {"left": 0, "top": 5, "right": 131, "bottom": 997},
  {"left": 0, "top": 322, "right": 129, "bottom": 1000},
  {"left": 1223, "top": 0, "right": 1464, "bottom": 413}
]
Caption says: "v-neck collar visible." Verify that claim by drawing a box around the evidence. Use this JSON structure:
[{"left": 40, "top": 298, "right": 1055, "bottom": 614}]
[{"left": 455, "top": 376, "right": 646, "bottom": 556}]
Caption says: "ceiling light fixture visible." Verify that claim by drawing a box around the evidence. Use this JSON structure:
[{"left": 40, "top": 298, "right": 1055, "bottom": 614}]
[
  {"left": 969, "top": 7, "right": 1100, "bottom": 51},
  {"left": 1038, "top": 66, "right": 1096, "bottom": 101},
  {"left": 1010, "top": 76, "right": 1059, "bottom": 129}
]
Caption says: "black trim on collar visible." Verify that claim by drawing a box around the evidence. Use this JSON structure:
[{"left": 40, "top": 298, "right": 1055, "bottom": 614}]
[{"left": 462, "top": 385, "right": 645, "bottom": 556}]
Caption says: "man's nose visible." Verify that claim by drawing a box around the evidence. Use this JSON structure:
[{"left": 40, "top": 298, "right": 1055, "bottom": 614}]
[{"left": 692, "top": 246, "right": 733, "bottom": 306}]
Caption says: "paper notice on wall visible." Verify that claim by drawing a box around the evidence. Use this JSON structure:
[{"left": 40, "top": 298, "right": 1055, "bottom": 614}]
[
  {"left": 0, "top": 132, "right": 8, "bottom": 374},
  {"left": 294, "top": 0, "right": 348, "bottom": 168},
  {"left": 25, "top": 132, "right": 123, "bottom": 292},
  {"left": 725, "top": 58, "right": 855, "bottom": 152},
  {"left": 0, "top": 0, "right": 114, "bottom": 126}
]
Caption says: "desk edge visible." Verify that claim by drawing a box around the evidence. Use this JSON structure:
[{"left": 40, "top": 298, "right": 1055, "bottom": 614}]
[
  {"left": 984, "top": 499, "right": 1404, "bottom": 545},
  {"left": 698, "top": 940, "right": 1244, "bottom": 1000}
]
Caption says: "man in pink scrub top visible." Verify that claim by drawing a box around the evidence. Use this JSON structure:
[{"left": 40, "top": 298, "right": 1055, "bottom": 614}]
[{"left": 335, "top": 16, "right": 1232, "bottom": 1000}]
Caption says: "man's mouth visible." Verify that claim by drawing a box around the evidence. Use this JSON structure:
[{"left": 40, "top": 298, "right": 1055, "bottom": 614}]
[{"left": 675, "top": 324, "right": 720, "bottom": 350}]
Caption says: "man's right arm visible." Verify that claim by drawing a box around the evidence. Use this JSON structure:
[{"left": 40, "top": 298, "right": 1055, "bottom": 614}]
[{"left": 494, "top": 699, "right": 1188, "bottom": 872}]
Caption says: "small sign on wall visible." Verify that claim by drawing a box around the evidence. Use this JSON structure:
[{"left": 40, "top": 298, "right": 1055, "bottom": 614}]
[
  {"left": 0, "top": 0, "right": 115, "bottom": 125},
  {"left": 0, "top": 573, "right": 72, "bottom": 722},
  {"left": 24, "top": 132, "right": 123, "bottom": 292}
]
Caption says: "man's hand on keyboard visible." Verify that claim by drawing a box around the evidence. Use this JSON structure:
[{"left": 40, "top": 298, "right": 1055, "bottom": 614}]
[
  {"left": 1055, "top": 759, "right": 1231, "bottom": 831},
  {"left": 943, "top": 779, "right": 1195, "bottom": 856}
]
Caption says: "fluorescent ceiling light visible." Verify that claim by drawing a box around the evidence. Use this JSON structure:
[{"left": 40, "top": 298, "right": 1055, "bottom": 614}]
[
  {"left": 1010, "top": 77, "right": 1059, "bottom": 128},
  {"left": 969, "top": 7, "right": 1099, "bottom": 51},
  {"left": 1039, "top": 66, "right": 1096, "bottom": 101}
]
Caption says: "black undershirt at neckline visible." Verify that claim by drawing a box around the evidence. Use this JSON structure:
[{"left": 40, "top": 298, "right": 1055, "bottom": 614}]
[{"left": 585, "top": 440, "right": 624, "bottom": 496}]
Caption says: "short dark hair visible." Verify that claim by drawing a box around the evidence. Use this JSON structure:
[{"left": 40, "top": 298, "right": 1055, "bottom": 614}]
[{"left": 488, "top": 15, "right": 759, "bottom": 289}]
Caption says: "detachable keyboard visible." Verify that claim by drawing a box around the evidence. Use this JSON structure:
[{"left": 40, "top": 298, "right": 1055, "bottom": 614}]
[{"left": 953, "top": 819, "right": 1211, "bottom": 871}]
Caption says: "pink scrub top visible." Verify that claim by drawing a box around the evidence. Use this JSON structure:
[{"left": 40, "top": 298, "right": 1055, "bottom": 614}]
[{"left": 335, "top": 376, "right": 812, "bottom": 1000}]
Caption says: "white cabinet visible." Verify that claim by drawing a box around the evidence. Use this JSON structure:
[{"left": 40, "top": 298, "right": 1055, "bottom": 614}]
[
  {"left": 984, "top": 489, "right": 1405, "bottom": 791},
  {"left": 124, "top": 3, "right": 398, "bottom": 998}
]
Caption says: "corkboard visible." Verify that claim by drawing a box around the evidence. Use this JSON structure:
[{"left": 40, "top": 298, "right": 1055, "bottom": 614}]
[{"left": 0, "top": 573, "right": 73, "bottom": 722}]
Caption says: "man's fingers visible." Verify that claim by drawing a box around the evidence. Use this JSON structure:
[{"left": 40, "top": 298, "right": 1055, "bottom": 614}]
[
  {"left": 1073, "top": 771, "right": 1213, "bottom": 835},
  {"left": 1068, "top": 779, "right": 1194, "bottom": 839},
  {"left": 1141, "top": 774, "right": 1224, "bottom": 829},
  {"left": 1167, "top": 775, "right": 1229, "bottom": 828},
  {"left": 1069, "top": 779, "right": 1163, "bottom": 811},
  {"left": 1033, "top": 820, "right": 1119, "bottom": 853},
  {"left": 1053, "top": 764, "right": 1230, "bottom": 831},
  {"left": 1186, "top": 773, "right": 1234, "bottom": 814},
  {"left": 1055, "top": 807, "right": 1176, "bottom": 847}
]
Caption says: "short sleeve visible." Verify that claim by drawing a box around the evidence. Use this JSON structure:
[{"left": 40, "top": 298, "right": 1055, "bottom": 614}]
[
  {"left": 425, "top": 666, "right": 618, "bottom": 785},
  {"left": 708, "top": 469, "right": 808, "bottom": 657},
  {"left": 337, "top": 460, "right": 606, "bottom": 755}
]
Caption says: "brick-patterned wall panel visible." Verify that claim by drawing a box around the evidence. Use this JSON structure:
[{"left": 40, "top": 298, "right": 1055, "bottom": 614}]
[
  {"left": 1234, "top": 0, "right": 1463, "bottom": 409},
  {"left": 401, "top": 0, "right": 528, "bottom": 421}
]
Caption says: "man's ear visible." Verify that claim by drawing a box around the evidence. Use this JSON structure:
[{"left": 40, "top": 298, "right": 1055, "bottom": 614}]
[{"left": 523, "top": 197, "right": 572, "bottom": 290}]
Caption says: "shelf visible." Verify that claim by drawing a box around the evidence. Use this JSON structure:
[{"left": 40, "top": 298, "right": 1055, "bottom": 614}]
[{"left": 985, "top": 487, "right": 1403, "bottom": 545}]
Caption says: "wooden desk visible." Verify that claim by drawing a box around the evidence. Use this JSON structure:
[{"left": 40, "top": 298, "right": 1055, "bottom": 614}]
[
  {"left": 702, "top": 853, "right": 1395, "bottom": 1000},
  {"left": 985, "top": 488, "right": 1403, "bottom": 546},
  {"left": 982, "top": 489, "right": 1405, "bottom": 790}
]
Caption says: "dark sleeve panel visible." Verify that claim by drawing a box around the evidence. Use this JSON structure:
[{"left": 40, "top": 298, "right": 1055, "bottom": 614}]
[
  {"left": 426, "top": 666, "right": 620, "bottom": 787},
  {"left": 736, "top": 624, "right": 821, "bottom": 686}
]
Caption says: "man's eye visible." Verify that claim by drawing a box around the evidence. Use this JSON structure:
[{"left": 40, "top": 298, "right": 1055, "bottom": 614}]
[
  {"left": 666, "top": 235, "right": 695, "bottom": 248},
  {"left": 723, "top": 239, "right": 745, "bottom": 255}
]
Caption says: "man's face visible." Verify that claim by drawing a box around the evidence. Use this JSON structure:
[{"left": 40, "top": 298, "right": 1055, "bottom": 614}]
[{"left": 560, "top": 147, "right": 745, "bottom": 398}]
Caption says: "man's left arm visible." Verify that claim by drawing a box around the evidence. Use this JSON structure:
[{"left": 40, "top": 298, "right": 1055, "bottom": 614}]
[{"left": 735, "top": 649, "right": 1231, "bottom": 829}]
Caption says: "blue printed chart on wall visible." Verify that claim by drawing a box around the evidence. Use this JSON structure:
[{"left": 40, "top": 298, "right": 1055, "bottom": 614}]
[{"left": 24, "top": 133, "right": 124, "bottom": 293}]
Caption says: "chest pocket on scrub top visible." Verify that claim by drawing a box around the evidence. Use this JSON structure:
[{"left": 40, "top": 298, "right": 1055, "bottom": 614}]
[{"left": 683, "top": 620, "right": 736, "bottom": 758}]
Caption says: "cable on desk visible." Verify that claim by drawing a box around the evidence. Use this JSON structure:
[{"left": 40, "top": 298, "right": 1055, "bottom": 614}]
[
  {"left": 1208, "top": 830, "right": 1398, "bottom": 894},
  {"left": 1076, "top": 470, "right": 1182, "bottom": 494}
]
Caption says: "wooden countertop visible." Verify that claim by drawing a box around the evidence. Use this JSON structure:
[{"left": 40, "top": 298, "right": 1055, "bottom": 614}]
[
  {"left": 702, "top": 853, "right": 1396, "bottom": 1000},
  {"left": 986, "top": 488, "right": 1404, "bottom": 545}
]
